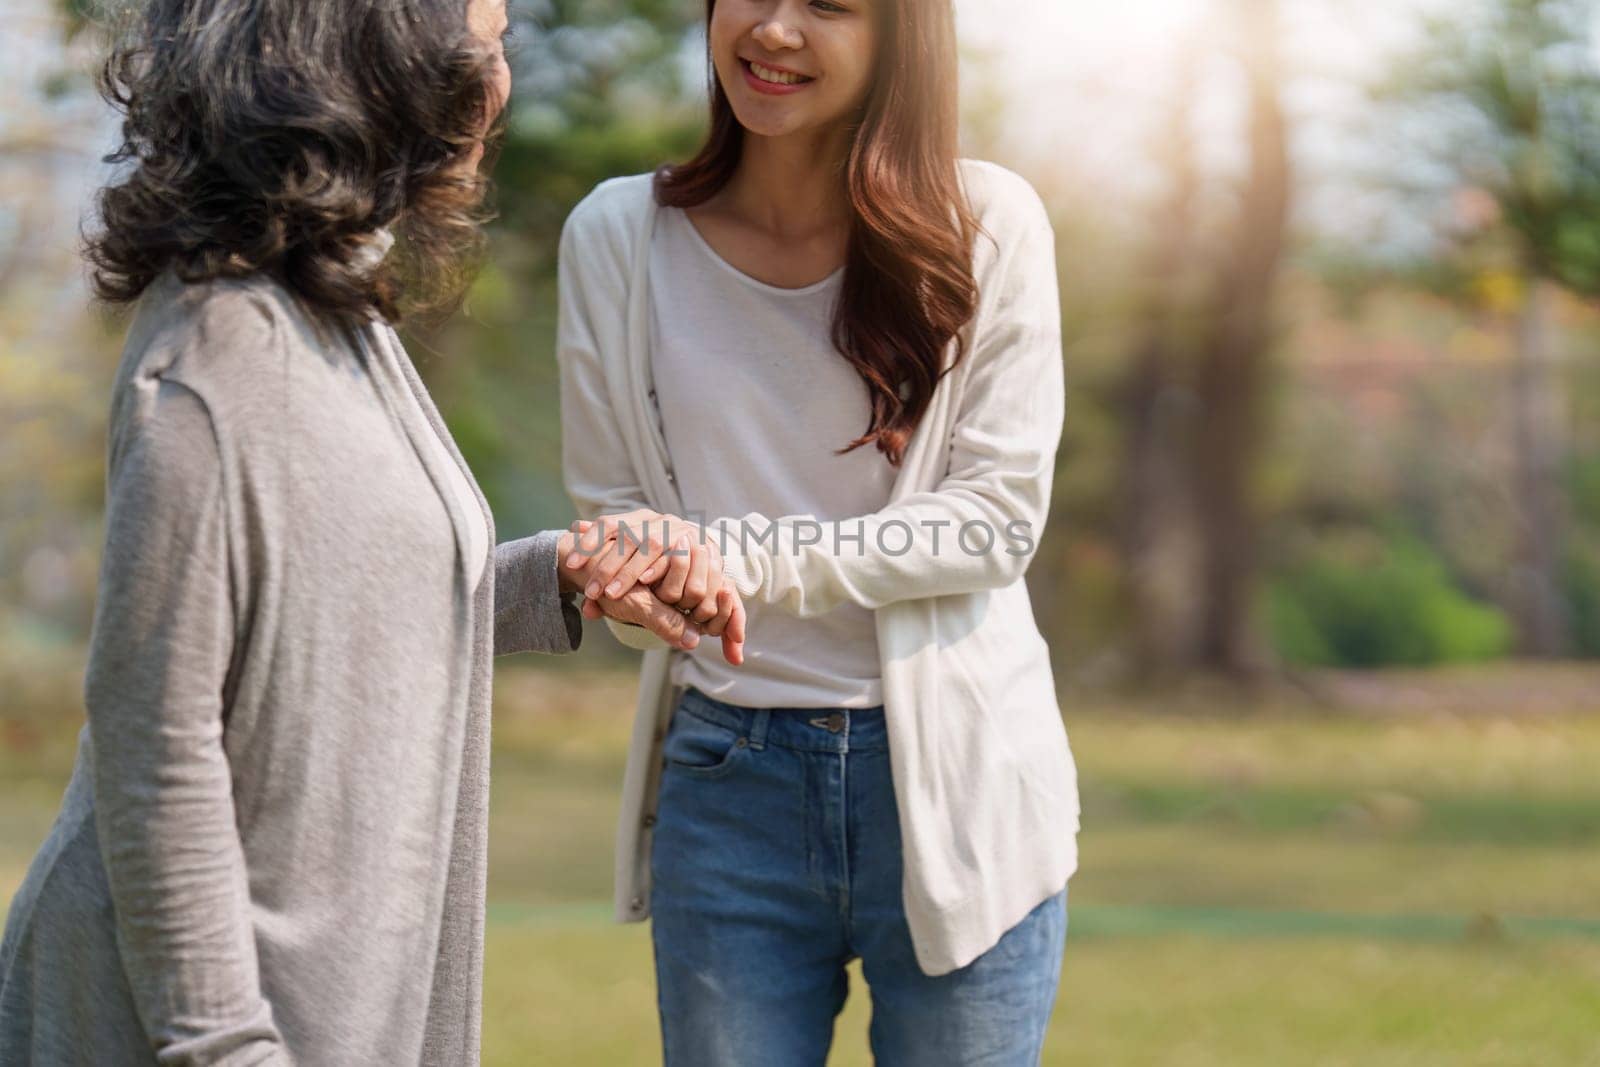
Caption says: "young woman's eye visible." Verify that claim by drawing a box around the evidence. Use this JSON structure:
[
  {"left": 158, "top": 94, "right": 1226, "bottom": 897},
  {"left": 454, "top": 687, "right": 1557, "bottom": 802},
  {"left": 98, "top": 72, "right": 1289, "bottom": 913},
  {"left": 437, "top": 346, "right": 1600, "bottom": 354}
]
[{"left": 810, "top": 0, "right": 848, "bottom": 13}]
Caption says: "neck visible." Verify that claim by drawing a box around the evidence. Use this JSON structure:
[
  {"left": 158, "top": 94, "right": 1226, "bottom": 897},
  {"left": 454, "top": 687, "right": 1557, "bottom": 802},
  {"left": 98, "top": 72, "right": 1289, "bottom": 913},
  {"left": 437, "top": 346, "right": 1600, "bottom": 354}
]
[{"left": 721, "top": 123, "right": 854, "bottom": 238}]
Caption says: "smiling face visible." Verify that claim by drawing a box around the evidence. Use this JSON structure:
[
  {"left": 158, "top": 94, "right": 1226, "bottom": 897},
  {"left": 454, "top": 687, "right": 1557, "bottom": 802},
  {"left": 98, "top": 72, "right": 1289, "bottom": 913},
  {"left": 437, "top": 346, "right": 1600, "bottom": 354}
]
[{"left": 709, "top": 0, "right": 881, "bottom": 141}]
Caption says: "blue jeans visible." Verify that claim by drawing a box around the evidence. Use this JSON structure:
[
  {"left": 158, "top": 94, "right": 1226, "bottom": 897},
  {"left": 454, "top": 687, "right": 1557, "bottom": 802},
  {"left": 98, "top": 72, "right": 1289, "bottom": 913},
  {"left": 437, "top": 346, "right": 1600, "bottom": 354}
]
[{"left": 649, "top": 687, "right": 1068, "bottom": 1066}]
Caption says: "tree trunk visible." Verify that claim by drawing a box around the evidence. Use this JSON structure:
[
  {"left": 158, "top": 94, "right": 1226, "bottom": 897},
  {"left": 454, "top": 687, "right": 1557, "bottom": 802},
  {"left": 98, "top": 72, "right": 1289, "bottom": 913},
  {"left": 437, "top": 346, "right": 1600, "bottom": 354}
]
[
  {"left": 1191, "top": 0, "right": 1291, "bottom": 677},
  {"left": 1120, "top": 42, "right": 1203, "bottom": 678},
  {"left": 1509, "top": 275, "right": 1570, "bottom": 656}
]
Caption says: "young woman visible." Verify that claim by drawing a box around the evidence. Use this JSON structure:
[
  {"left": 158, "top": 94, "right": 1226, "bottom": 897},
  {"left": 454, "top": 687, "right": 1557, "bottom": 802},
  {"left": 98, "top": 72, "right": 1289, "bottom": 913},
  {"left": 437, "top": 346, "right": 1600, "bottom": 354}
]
[
  {"left": 555, "top": 0, "right": 1080, "bottom": 1061},
  {"left": 0, "top": 0, "right": 733, "bottom": 1062}
]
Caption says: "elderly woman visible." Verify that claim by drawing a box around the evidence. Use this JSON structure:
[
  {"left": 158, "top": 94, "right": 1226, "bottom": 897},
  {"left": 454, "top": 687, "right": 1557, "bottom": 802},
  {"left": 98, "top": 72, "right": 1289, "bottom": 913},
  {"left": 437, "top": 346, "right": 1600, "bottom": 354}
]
[{"left": 0, "top": 0, "right": 743, "bottom": 1063}]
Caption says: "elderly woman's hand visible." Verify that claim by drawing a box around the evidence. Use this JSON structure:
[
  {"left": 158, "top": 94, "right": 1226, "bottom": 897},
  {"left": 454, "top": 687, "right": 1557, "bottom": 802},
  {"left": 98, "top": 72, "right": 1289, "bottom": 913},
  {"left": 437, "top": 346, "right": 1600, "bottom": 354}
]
[{"left": 566, "top": 514, "right": 746, "bottom": 666}]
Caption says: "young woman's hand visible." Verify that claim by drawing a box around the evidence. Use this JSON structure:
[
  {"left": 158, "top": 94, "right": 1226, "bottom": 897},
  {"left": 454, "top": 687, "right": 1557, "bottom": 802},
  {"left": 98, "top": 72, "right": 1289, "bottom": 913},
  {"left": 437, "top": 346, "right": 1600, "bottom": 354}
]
[
  {"left": 639, "top": 532, "right": 748, "bottom": 666},
  {"left": 567, "top": 509, "right": 720, "bottom": 607},
  {"left": 567, "top": 514, "right": 747, "bottom": 665}
]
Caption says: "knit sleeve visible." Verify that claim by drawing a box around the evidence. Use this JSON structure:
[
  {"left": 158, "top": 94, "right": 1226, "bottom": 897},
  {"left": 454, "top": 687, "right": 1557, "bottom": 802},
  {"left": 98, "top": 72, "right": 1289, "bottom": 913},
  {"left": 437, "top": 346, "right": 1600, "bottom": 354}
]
[{"left": 84, "top": 376, "right": 292, "bottom": 1066}]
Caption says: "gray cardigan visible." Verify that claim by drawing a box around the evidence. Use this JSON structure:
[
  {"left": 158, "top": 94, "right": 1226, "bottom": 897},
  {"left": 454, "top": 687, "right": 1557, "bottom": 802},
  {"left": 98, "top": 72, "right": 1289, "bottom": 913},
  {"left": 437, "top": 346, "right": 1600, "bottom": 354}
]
[{"left": 0, "top": 272, "right": 582, "bottom": 1065}]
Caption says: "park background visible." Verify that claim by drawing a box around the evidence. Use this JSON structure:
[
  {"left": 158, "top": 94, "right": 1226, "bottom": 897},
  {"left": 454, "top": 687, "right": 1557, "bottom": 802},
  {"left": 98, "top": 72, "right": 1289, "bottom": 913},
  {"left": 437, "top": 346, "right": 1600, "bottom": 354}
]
[{"left": 4, "top": 0, "right": 1600, "bottom": 1062}]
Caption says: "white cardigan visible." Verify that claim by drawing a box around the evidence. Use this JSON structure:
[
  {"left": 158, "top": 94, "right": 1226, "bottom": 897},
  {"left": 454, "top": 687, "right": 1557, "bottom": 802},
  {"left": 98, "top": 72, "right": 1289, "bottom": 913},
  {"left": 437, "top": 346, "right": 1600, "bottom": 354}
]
[{"left": 555, "top": 159, "right": 1080, "bottom": 976}]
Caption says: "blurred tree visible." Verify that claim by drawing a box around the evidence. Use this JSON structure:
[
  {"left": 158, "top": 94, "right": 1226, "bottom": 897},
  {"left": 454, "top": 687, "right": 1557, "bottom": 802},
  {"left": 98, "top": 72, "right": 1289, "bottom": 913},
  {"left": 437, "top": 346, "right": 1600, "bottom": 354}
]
[
  {"left": 415, "top": 0, "right": 708, "bottom": 569},
  {"left": 1115, "top": 0, "right": 1291, "bottom": 681},
  {"left": 3, "top": 0, "right": 120, "bottom": 664},
  {"left": 1190, "top": 0, "right": 1292, "bottom": 679},
  {"left": 492, "top": 0, "right": 704, "bottom": 261},
  {"left": 1118, "top": 37, "right": 1206, "bottom": 679},
  {"left": 1375, "top": 0, "right": 1600, "bottom": 656}
]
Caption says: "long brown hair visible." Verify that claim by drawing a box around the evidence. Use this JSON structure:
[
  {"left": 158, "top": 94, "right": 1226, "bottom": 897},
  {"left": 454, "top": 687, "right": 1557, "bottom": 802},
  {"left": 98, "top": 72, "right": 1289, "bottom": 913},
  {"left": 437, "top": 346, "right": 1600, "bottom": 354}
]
[{"left": 654, "top": 0, "right": 979, "bottom": 466}]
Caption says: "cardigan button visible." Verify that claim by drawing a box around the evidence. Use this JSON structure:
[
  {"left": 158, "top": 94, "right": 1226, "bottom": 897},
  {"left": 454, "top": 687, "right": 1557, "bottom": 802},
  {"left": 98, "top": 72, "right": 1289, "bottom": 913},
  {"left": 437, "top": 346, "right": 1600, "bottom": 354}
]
[
  {"left": 630, "top": 896, "right": 644, "bottom": 912},
  {"left": 643, "top": 814, "right": 657, "bottom": 828}
]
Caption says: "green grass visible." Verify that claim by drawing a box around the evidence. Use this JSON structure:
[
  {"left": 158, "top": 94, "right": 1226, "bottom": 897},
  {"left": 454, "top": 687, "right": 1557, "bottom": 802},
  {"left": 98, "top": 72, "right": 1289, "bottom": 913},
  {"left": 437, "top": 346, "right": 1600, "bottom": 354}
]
[
  {"left": 6, "top": 664, "right": 1600, "bottom": 1064},
  {"left": 480, "top": 919, "right": 1600, "bottom": 1067}
]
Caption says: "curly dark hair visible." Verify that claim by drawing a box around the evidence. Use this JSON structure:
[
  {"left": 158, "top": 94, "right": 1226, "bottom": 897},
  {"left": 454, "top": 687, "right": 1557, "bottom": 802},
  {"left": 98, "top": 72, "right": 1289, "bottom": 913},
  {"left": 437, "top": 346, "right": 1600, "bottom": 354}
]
[{"left": 87, "top": 0, "right": 503, "bottom": 324}]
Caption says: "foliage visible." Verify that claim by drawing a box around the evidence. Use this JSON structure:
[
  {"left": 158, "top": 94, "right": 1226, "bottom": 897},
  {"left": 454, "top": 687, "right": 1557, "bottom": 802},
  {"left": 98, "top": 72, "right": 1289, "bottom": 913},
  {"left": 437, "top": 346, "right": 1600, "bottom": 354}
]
[
  {"left": 18, "top": 0, "right": 1599, "bottom": 669},
  {"left": 493, "top": 0, "right": 703, "bottom": 252},
  {"left": 1268, "top": 533, "right": 1512, "bottom": 668},
  {"left": 1373, "top": 0, "right": 1600, "bottom": 289},
  {"left": 1564, "top": 546, "right": 1600, "bottom": 657},
  {"left": 420, "top": 1, "right": 705, "bottom": 555}
]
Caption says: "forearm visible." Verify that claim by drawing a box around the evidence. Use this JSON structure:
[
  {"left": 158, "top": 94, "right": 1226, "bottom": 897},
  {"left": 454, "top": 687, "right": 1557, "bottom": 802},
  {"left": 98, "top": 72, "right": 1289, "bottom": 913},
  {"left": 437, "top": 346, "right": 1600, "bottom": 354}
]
[
  {"left": 710, "top": 508, "right": 1027, "bottom": 617},
  {"left": 710, "top": 454, "right": 1054, "bottom": 617},
  {"left": 86, "top": 379, "right": 290, "bottom": 1064},
  {"left": 88, "top": 730, "right": 290, "bottom": 1066},
  {"left": 493, "top": 529, "right": 584, "bottom": 656}
]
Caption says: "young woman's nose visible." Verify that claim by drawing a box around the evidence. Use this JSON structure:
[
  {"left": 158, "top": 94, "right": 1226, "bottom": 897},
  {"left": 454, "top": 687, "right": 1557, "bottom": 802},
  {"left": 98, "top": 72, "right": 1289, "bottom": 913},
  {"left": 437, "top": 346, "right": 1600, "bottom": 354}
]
[{"left": 752, "top": 16, "right": 803, "bottom": 52}]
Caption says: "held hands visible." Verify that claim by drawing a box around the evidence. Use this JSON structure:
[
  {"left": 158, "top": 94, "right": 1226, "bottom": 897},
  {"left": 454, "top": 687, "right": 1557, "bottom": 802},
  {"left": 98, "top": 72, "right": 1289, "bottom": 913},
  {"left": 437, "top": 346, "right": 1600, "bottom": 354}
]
[
  {"left": 556, "top": 528, "right": 710, "bottom": 655},
  {"left": 560, "top": 511, "right": 747, "bottom": 666}
]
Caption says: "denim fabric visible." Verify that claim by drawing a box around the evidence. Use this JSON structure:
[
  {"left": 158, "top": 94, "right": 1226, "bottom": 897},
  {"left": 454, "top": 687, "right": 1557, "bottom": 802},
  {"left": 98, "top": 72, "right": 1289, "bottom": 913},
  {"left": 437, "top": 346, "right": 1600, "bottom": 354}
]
[{"left": 649, "top": 687, "right": 1068, "bottom": 1066}]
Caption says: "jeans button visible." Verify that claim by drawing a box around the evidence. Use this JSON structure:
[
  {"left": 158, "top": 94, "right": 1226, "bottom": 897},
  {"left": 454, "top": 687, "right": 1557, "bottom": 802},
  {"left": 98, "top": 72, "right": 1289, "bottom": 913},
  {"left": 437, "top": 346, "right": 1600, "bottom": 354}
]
[{"left": 827, "top": 713, "right": 845, "bottom": 733}]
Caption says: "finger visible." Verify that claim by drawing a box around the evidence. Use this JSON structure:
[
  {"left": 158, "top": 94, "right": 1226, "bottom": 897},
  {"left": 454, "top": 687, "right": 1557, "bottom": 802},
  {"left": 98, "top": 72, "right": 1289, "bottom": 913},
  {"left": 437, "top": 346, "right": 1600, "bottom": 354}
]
[
  {"left": 634, "top": 590, "right": 701, "bottom": 650},
  {"left": 565, "top": 518, "right": 606, "bottom": 571},
  {"left": 638, "top": 552, "right": 667, "bottom": 587},
  {"left": 657, "top": 533, "right": 693, "bottom": 603},
  {"left": 702, "top": 586, "right": 735, "bottom": 638},
  {"left": 580, "top": 597, "right": 604, "bottom": 621},
  {"left": 598, "top": 513, "right": 679, "bottom": 595},
  {"left": 640, "top": 530, "right": 688, "bottom": 586},
  {"left": 640, "top": 534, "right": 684, "bottom": 591},
  {"left": 722, "top": 596, "right": 746, "bottom": 666},
  {"left": 682, "top": 542, "right": 711, "bottom": 611},
  {"left": 689, "top": 550, "right": 724, "bottom": 624},
  {"left": 602, "top": 527, "right": 669, "bottom": 601},
  {"left": 584, "top": 522, "right": 649, "bottom": 599},
  {"left": 690, "top": 579, "right": 724, "bottom": 625}
]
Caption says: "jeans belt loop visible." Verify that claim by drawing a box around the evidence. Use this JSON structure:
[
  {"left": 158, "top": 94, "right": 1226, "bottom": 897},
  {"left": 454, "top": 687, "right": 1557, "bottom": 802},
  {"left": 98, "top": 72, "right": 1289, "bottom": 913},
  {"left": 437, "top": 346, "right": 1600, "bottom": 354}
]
[{"left": 748, "top": 708, "right": 771, "bottom": 751}]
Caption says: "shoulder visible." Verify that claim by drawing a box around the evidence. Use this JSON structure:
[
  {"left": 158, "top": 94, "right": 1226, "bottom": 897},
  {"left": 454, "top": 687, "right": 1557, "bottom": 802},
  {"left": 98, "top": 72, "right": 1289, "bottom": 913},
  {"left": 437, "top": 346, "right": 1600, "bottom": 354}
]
[
  {"left": 113, "top": 270, "right": 347, "bottom": 437},
  {"left": 560, "top": 172, "right": 658, "bottom": 258},
  {"left": 124, "top": 270, "right": 321, "bottom": 383},
  {"left": 958, "top": 158, "right": 1053, "bottom": 242}
]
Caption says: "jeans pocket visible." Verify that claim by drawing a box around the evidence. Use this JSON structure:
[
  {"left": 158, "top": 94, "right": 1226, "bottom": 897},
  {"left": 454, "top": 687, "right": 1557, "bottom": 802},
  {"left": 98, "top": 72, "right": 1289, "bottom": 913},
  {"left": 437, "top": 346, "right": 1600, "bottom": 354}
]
[{"left": 661, "top": 705, "right": 748, "bottom": 780}]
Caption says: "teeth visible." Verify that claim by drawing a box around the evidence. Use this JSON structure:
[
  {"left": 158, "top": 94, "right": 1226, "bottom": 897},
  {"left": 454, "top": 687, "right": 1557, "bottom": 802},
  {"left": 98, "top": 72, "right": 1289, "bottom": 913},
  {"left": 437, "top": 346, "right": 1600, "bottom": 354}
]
[{"left": 750, "top": 61, "right": 806, "bottom": 86}]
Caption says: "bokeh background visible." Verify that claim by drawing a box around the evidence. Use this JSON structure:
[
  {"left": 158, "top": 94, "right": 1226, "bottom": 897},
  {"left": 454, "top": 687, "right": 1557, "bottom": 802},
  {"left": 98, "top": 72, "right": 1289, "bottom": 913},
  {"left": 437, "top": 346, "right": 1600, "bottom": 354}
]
[{"left": 4, "top": 0, "right": 1600, "bottom": 1063}]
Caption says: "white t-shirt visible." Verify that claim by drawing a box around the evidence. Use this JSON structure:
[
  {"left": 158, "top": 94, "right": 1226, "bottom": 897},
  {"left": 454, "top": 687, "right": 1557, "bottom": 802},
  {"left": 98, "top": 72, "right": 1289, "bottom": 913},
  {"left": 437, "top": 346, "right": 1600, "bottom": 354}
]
[{"left": 648, "top": 206, "right": 895, "bottom": 708}]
